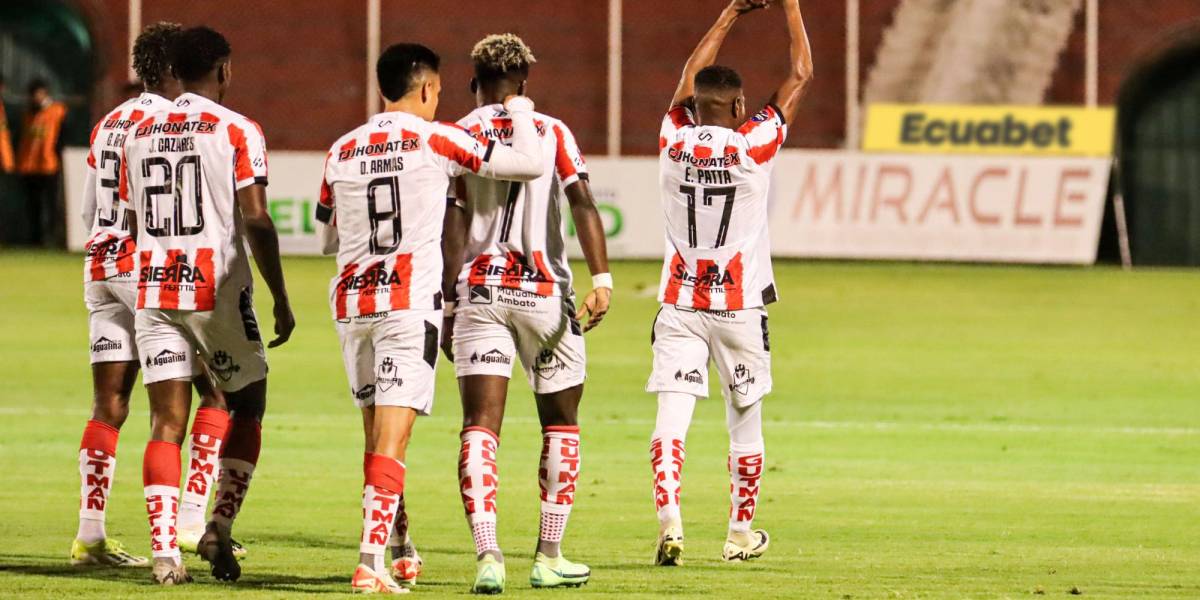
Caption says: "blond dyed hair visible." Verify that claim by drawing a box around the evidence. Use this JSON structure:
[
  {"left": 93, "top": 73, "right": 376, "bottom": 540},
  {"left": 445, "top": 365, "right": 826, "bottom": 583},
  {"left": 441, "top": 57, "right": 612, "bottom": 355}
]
[{"left": 471, "top": 33, "right": 537, "bottom": 73}]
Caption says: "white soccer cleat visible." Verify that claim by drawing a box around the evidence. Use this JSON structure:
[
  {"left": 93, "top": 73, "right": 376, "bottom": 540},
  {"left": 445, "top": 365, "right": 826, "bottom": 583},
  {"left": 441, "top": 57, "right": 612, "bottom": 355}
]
[
  {"left": 390, "top": 554, "right": 423, "bottom": 588},
  {"left": 352, "top": 563, "right": 408, "bottom": 594},
  {"left": 150, "top": 557, "right": 193, "bottom": 585},
  {"left": 722, "top": 529, "right": 770, "bottom": 562},
  {"left": 655, "top": 522, "right": 684, "bottom": 566}
]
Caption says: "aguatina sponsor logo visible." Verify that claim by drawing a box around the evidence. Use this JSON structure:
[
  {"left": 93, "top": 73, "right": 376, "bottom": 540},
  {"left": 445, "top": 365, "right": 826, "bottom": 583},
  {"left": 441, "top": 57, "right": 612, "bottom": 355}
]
[
  {"left": 353, "top": 384, "right": 376, "bottom": 401},
  {"left": 470, "top": 349, "right": 512, "bottom": 365},
  {"left": 146, "top": 349, "right": 187, "bottom": 368},
  {"left": 675, "top": 369, "right": 704, "bottom": 384},
  {"left": 91, "top": 337, "right": 122, "bottom": 353}
]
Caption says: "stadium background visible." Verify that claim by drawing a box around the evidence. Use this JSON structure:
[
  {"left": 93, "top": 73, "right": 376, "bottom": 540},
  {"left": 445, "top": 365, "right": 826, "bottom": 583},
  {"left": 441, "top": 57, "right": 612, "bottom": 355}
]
[{"left": 1, "top": 1, "right": 1200, "bottom": 598}]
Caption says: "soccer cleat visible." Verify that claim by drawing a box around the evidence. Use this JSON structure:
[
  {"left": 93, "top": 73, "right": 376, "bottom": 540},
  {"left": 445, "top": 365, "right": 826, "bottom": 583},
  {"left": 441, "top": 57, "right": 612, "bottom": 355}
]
[
  {"left": 722, "top": 529, "right": 770, "bottom": 562},
  {"left": 197, "top": 523, "right": 242, "bottom": 582},
  {"left": 654, "top": 524, "right": 684, "bottom": 566},
  {"left": 471, "top": 554, "right": 505, "bottom": 594},
  {"left": 150, "top": 557, "right": 193, "bottom": 585},
  {"left": 352, "top": 563, "right": 408, "bottom": 594},
  {"left": 529, "top": 552, "right": 590, "bottom": 588},
  {"left": 69, "top": 538, "right": 150, "bottom": 567},
  {"left": 391, "top": 554, "right": 423, "bottom": 587},
  {"left": 179, "top": 524, "right": 248, "bottom": 560}
]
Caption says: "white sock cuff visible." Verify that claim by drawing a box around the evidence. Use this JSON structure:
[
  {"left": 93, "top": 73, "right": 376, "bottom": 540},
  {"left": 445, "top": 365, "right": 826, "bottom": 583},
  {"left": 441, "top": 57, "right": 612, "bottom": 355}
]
[
  {"left": 540, "top": 500, "right": 573, "bottom": 515},
  {"left": 729, "top": 440, "right": 765, "bottom": 454}
]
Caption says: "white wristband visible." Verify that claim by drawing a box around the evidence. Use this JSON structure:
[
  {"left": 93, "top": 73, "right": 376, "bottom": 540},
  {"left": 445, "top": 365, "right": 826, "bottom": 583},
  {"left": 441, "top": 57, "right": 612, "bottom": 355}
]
[
  {"left": 504, "top": 95, "right": 535, "bottom": 112},
  {"left": 443, "top": 300, "right": 457, "bottom": 318},
  {"left": 591, "top": 273, "right": 613, "bottom": 290}
]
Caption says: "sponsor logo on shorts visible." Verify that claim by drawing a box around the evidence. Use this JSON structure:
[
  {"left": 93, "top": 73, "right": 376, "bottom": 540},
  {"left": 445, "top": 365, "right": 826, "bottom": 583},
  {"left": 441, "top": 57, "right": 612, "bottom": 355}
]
[
  {"left": 91, "top": 337, "right": 122, "bottom": 353},
  {"left": 470, "top": 349, "right": 512, "bottom": 366},
  {"left": 469, "top": 286, "right": 492, "bottom": 305},
  {"left": 146, "top": 349, "right": 187, "bottom": 368},
  {"left": 354, "top": 384, "right": 376, "bottom": 401},
  {"left": 675, "top": 368, "right": 704, "bottom": 385},
  {"left": 728, "top": 363, "right": 756, "bottom": 396},
  {"left": 533, "top": 348, "right": 566, "bottom": 380},
  {"left": 208, "top": 350, "right": 241, "bottom": 383},
  {"left": 376, "top": 357, "right": 404, "bottom": 392}
]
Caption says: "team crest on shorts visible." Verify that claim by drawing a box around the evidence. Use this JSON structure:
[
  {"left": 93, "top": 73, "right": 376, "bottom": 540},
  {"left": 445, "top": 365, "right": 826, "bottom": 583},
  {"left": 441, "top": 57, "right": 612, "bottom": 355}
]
[
  {"left": 533, "top": 348, "right": 565, "bottom": 380},
  {"left": 675, "top": 368, "right": 704, "bottom": 385},
  {"left": 728, "top": 363, "right": 756, "bottom": 396},
  {"left": 209, "top": 350, "right": 241, "bottom": 382},
  {"left": 376, "top": 357, "right": 404, "bottom": 391},
  {"left": 469, "top": 286, "right": 493, "bottom": 304}
]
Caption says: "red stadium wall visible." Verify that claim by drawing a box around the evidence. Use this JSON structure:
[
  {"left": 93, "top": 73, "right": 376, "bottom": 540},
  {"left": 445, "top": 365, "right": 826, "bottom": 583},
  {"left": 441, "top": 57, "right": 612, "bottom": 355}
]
[{"left": 72, "top": 0, "right": 1200, "bottom": 154}]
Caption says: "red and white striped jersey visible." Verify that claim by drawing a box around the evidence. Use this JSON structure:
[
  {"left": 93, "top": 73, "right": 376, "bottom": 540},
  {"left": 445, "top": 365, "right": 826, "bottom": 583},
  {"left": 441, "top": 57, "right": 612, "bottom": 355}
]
[
  {"left": 120, "top": 92, "right": 268, "bottom": 311},
  {"left": 317, "top": 111, "right": 498, "bottom": 319},
  {"left": 82, "top": 92, "right": 173, "bottom": 282},
  {"left": 656, "top": 103, "right": 787, "bottom": 310},
  {"left": 454, "top": 105, "right": 587, "bottom": 298}
]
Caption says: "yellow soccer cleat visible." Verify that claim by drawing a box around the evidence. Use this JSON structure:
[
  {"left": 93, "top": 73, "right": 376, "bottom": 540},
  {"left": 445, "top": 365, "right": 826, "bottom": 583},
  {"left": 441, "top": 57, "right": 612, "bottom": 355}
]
[
  {"left": 654, "top": 523, "right": 684, "bottom": 566},
  {"left": 69, "top": 538, "right": 149, "bottom": 567},
  {"left": 530, "top": 552, "right": 590, "bottom": 588},
  {"left": 471, "top": 554, "right": 505, "bottom": 594}
]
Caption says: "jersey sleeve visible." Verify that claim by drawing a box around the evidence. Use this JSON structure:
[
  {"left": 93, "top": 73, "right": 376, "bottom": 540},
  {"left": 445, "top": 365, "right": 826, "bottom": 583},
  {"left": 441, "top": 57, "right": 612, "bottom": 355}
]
[
  {"left": 81, "top": 121, "right": 102, "bottom": 227},
  {"left": 737, "top": 104, "right": 788, "bottom": 165},
  {"left": 552, "top": 122, "right": 588, "bottom": 186},
  {"left": 429, "top": 122, "right": 491, "bottom": 178},
  {"left": 228, "top": 118, "right": 269, "bottom": 190},
  {"left": 661, "top": 105, "right": 696, "bottom": 140},
  {"left": 315, "top": 151, "right": 335, "bottom": 225}
]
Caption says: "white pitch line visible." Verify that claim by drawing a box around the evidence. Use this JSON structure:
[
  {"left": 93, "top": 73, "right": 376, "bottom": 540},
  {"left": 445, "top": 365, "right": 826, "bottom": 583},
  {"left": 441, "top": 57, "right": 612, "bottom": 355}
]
[{"left": 0, "top": 407, "right": 1193, "bottom": 436}]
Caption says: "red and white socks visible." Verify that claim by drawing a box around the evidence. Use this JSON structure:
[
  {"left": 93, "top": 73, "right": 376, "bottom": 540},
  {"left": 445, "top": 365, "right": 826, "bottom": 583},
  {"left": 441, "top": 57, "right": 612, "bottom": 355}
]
[
  {"left": 143, "top": 440, "right": 182, "bottom": 561},
  {"left": 211, "top": 417, "right": 260, "bottom": 534},
  {"left": 77, "top": 420, "right": 119, "bottom": 543},
  {"left": 361, "top": 453, "right": 406, "bottom": 572},
  {"left": 650, "top": 392, "right": 695, "bottom": 528},
  {"left": 458, "top": 427, "right": 500, "bottom": 558},
  {"left": 537, "top": 426, "right": 581, "bottom": 555},
  {"left": 726, "top": 400, "right": 764, "bottom": 540},
  {"left": 178, "top": 407, "right": 229, "bottom": 532}
]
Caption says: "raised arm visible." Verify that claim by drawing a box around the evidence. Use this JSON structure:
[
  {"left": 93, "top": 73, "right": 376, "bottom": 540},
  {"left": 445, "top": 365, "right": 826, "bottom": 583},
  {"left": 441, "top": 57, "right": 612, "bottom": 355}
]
[
  {"left": 670, "top": 0, "right": 769, "bottom": 109},
  {"left": 771, "top": 0, "right": 814, "bottom": 124},
  {"left": 475, "top": 96, "right": 544, "bottom": 181}
]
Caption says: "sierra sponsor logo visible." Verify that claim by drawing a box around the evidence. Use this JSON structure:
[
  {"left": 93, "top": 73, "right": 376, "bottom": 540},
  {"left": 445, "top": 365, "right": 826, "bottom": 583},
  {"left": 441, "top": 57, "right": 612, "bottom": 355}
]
[
  {"left": 471, "top": 261, "right": 551, "bottom": 283},
  {"left": 470, "top": 349, "right": 512, "bottom": 366},
  {"left": 337, "top": 262, "right": 405, "bottom": 293},
  {"left": 672, "top": 262, "right": 737, "bottom": 290},
  {"left": 146, "top": 349, "right": 187, "bottom": 368},
  {"left": 674, "top": 368, "right": 704, "bottom": 385},
  {"left": 86, "top": 237, "right": 133, "bottom": 259},
  {"left": 209, "top": 350, "right": 241, "bottom": 383},
  {"left": 141, "top": 255, "right": 208, "bottom": 285},
  {"left": 376, "top": 357, "right": 404, "bottom": 392},
  {"left": 728, "top": 363, "right": 756, "bottom": 396},
  {"left": 90, "top": 337, "right": 122, "bottom": 353}
]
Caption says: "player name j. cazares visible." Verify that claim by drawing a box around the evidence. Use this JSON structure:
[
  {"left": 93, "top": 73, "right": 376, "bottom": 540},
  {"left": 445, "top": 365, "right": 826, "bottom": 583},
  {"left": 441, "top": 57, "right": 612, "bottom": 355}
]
[{"left": 863, "top": 104, "right": 1115, "bottom": 157}]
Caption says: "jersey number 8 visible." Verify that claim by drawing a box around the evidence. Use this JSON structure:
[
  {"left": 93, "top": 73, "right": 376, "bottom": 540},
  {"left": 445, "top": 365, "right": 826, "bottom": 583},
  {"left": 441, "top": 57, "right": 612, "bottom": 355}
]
[{"left": 367, "top": 176, "right": 402, "bottom": 255}]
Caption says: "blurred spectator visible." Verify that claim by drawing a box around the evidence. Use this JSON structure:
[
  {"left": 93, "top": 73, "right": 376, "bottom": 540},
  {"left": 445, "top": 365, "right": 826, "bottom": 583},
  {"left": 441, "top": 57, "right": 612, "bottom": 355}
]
[
  {"left": 15, "top": 79, "right": 66, "bottom": 246},
  {"left": 0, "top": 74, "right": 13, "bottom": 173}
]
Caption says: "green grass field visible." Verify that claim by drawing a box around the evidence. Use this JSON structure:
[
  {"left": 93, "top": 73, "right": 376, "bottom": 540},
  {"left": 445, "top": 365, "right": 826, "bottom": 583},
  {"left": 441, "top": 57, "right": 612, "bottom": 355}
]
[{"left": 1, "top": 251, "right": 1198, "bottom": 598}]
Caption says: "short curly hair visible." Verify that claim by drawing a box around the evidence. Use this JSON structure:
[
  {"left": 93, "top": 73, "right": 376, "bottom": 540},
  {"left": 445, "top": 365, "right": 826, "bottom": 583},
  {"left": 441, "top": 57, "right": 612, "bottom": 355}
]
[
  {"left": 132, "top": 22, "right": 182, "bottom": 88},
  {"left": 471, "top": 33, "right": 536, "bottom": 84},
  {"left": 170, "top": 26, "right": 231, "bottom": 83}
]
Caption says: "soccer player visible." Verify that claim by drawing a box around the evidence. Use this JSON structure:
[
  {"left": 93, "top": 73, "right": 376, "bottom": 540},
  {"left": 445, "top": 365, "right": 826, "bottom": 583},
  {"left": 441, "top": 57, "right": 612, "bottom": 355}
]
[
  {"left": 121, "top": 26, "right": 295, "bottom": 585},
  {"left": 72, "top": 21, "right": 230, "bottom": 569},
  {"left": 442, "top": 34, "right": 612, "bottom": 593},
  {"left": 646, "top": 0, "right": 811, "bottom": 565},
  {"left": 314, "top": 43, "right": 543, "bottom": 594}
]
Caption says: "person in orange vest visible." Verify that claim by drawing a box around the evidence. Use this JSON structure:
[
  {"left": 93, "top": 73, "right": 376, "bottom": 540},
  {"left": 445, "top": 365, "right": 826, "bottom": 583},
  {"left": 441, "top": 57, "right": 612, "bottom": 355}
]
[
  {"left": 16, "top": 79, "right": 67, "bottom": 245},
  {"left": 0, "top": 74, "right": 14, "bottom": 173}
]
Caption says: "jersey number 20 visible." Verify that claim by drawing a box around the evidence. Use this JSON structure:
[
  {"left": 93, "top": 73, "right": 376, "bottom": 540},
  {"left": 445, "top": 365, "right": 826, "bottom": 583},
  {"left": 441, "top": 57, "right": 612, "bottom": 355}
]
[{"left": 142, "top": 155, "right": 204, "bottom": 237}]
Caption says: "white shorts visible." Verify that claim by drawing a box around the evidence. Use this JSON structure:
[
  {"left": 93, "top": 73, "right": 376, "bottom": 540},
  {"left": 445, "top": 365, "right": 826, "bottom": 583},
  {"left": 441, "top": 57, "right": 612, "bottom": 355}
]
[
  {"left": 85, "top": 276, "right": 139, "bottom": 364},
  {"left": 336, "top": 310, "right": 440, "bottom": 413},
  {"left": 646, "top": 304, "right": 772, "bottom": 407},
  {"left": 135, "top": 283, "right": 267, "bottom": 392},
  {"left": 452, "top": 286, "right": 586, "bottom": 394}
]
